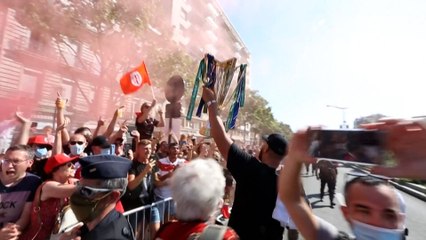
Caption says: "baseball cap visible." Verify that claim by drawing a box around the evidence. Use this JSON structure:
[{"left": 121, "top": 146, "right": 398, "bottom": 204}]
[
  {"left": 91, "top": 135, "right": 111, "bottom": 149},
  {"left": 44, "top": 154, "right": 78, "bottom": 174},
  {"left": 28, "top": 135, "right": 53, "bottom": 150},
  {"left": 262, "top": 133, "right": 288, "bottom": 156}
]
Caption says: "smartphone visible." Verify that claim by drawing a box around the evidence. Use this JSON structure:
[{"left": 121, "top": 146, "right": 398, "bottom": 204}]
[
  {"left": 110, "top": 144, "right": 116, "bottom": 155},
  {"left": 308, "top": 129, "right": 386, "bottom": 166}
]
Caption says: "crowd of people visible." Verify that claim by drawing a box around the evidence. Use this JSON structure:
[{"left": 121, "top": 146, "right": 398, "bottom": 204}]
[{"left": 0, "top": 87, "right": 425, "bottom": 240}]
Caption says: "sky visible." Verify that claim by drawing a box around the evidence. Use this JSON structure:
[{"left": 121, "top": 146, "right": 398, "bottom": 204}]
[{"left": 217, "top": 0, "right": 426, "bottom": 131}]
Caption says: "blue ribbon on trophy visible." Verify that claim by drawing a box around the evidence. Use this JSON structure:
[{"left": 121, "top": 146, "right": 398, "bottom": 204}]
[{"left": 186, "top": 54, "right": 247, "bottom": 133}]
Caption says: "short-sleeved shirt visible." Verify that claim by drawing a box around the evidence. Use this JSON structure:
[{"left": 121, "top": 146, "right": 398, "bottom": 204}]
[
  {"left": 316, "top": 216, "right": 342, "bottom": 239},
  {"left": 155, "top": 220, "right": 239, "bottom": 240},
  {"left": 154, "top": 157, "right": 186, "bottom": 199},
  {"left": 121, "top": 161, "right": 156, "bottom": 211},
  {"left": 0, "top": 173, "right": 41, "bottom": 227},
  {"left": 226, "top": 144, "right": 283, "bottom": 240},
  {"left": 135, "top": 117, "right": 159, "bottom": 140}
]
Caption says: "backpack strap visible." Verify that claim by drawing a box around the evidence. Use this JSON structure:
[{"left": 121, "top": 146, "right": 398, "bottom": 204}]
[{"left": 198, "top": 225, "right": 228, "bottom": 240}]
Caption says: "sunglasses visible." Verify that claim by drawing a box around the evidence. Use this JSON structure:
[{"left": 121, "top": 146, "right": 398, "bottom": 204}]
[
  {"left": 70, "top": 141, "right": 85, "bottom": 145},
  {"left": 65, "top": 162, "right": 75, "bottom": 168},
  {"left": 76, "top": 182, "right": 112, "bottom": 199}
]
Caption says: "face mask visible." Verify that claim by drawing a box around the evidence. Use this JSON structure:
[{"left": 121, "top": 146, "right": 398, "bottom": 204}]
[
  {"left": 70, "top": 192, "right": 110, "bottom": 223},
  {"left": 352, "top": 220, "right": 404, "bottom": 240},
  {"left": 100, "top": 148, "right": 111, "bottom": 155},
  {"left": 70, "top": 144, "right": 85, "bottom": 156},
  {"left": 35, "top": 147, "right": 48, "bottom": 158}
]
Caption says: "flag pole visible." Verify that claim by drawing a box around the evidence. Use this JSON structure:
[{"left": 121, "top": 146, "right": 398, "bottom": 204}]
[{"left": 150, "top": 85, "right": 155, "bottom": 99}]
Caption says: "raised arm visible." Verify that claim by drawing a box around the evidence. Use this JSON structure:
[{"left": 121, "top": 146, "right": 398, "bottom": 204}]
[
  {"left": 279, "top": 130, "right": 319, "bottom": 240},
  {"left": 108, "top": 120, "right": 128, "bottom": 144},
  {"left": 103, "top": 106, "right": 124, "bottom": 138},
  {"left": 93, "top": 117, "right": 105, "bottom": 138},
  {"left": 156, "top": 107, "right": 165, "bottom": 128},
  {"left": 41, "top": 181, "right": 77, "bottom": 200},
  {"left": 137, "top": 100, "right": 156, "bottom": 124},
  {"left": 14, "top": 112, "right": 32, "bottom": 145},
  {"left": 201, "top": 87, "right": 233, "bottom": 160},
  {"left": 127, "top": 160, "right": 156, "bottom": 191},
  {"left": 55, "top": 94, "right": 66, "bottom": 130}
]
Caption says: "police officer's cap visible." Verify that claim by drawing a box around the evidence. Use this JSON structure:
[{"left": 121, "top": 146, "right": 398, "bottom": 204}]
[{"left": 79, "top": 155, "right": 131, "bottom": 179}]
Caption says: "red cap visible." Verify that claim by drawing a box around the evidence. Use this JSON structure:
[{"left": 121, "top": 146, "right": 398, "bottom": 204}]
[
  {"left": 28, "top": 135, "right": 53, "bottom": 150},
  {"left": 44, "top": 154, "right": 78, "bottom": 174}
]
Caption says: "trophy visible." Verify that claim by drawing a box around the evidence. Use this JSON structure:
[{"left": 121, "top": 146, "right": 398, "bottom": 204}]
[{"left": 187, "top": 54, "right": 247, "bottom": 134}]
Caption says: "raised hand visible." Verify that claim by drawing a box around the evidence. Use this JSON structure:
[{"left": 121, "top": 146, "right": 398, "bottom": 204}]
[
  {"left": 131, "top": 130, "right": 140, "bottom": 139},
  {"left": 118, "top": 120, "right": 128, "bottom": 133},
  {"left": 55, "top": 92, "right": 68, "bottom": 110},
  {"left": 97, "top": 117, "right": 105, "bottom": 127},
  {"left": 15, "top": 112, "right": 30, "bottom": 124},
  {"left": 115, "top": 106, "right": 125, "bottom": 118}
]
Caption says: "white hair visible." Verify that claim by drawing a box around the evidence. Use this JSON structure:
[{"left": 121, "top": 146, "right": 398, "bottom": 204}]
[{"left": 171, "top": 159, "right": 225, "bottom": 221}]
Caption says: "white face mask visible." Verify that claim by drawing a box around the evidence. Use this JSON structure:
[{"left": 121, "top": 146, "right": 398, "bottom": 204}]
[
  {"left": 352, "top": 220, "right": 403, "bottom": 240},
  {"left": 70, "top": 144, "right": 85, "bottom": 156}
]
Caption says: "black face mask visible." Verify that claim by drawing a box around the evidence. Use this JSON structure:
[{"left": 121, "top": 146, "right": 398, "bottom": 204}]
[{"left": 70, "top": 192, "right": 111, "bottom": 223}]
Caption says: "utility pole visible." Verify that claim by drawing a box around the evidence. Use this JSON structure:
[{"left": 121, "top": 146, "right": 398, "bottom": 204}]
[{"left": 326, "top": 105, "right": 349, "bottom": 129}]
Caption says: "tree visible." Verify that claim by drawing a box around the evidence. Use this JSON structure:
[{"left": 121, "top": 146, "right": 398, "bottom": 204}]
[
  {"left": 238, "top": 89, "right": 292, "bottom": 139},
  {"left": 6, "top": 0, "right": 173, "bottom": 120},
  {"left": 353, "top": 114, "right": 388, "bottom": 128}
]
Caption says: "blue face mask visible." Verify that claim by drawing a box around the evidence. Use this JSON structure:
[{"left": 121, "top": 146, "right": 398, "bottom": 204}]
[
  {"left": 35, "top": 147, "right": 48, "bottom": 158},
  {"left": 352, "top": 220, "right": 403, "bottom": 240},
  {"left": 100, "top": 148, "right": 111, "bottom": 155},
  {"left": 70, "top": 144, "right": 85, "bottom": 156}
]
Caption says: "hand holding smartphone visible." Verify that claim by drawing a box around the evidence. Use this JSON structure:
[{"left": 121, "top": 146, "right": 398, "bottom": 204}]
[{"left": 308, "top": 129, "right": 386, "bottom": 166}]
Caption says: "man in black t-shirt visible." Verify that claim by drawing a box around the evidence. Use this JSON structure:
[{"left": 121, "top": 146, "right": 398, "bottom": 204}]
[
  {"left": 202, "top": 87, "right": 287, "bottom": 240},
  {"left": 122, "top": 139, "right": 160, "bottom": 239},
  {"left": 135, "top": 100, "right": 165, "bottom": 140}
]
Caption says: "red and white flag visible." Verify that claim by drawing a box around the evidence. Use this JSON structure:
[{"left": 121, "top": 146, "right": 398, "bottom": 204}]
[{"left": 120, "top": 61, "right": 151, "bottom": 95}]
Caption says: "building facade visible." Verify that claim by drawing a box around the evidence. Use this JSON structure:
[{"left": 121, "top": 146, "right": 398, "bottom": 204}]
[{"left": 0, "top": 0, "right": 253, "bottom": 150}]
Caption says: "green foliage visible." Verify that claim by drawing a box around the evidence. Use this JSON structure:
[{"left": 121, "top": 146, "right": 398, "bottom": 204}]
[
  {"left": 353, "top": 113, "right": 387, "bottom": 128},
  {"left": 238, "top": 89, "right": 292, "bottom": 139}
]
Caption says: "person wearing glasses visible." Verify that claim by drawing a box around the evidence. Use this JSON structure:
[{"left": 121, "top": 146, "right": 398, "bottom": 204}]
[
  {"left": 279, "top": 127, "right": 414, "bottom": 240},
  {"left": 67, "top": 134, "right": 88, "bottom": 158},
  {"left": 0, "top": 145, "right": 41, "bottom": 239},
  {"left": 62, "top": 154, "right": 134, "bottom": 240},
  {"left": 20, "top": 153, "right": 78, "bottom": 240}
]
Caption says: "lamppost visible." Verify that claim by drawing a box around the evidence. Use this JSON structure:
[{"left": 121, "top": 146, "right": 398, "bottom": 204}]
[{"left": 326, "top": 105, "right": 349, "bottom": 129}]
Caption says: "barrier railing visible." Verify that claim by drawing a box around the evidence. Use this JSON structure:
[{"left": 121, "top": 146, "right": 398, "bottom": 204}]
[{"left": 123, "top": 198, "right": 174, "bottom": 240}]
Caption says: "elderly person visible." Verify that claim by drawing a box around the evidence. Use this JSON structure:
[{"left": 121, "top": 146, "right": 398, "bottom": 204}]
[
  {"left": 20, "top": 154, "right": 78, "bottom": 240},
  {"left": 154, "top": 159, "right": 239, "bottom": 240},
  {"left": 63, "top": 155, "right": 134, "bottom": 240}
]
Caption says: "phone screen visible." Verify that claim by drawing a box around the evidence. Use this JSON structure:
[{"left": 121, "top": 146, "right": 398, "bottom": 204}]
[
  {"left": 308, "top": 129, "right": 386, "bottom": 166},
  {"left": 110, "top": 144, "right": 116, "bottom": 155}
]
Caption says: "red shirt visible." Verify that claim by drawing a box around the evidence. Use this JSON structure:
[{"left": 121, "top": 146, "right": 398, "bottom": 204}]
[{"left": 155, "top": 220, "right": 239, "bottom": 240}]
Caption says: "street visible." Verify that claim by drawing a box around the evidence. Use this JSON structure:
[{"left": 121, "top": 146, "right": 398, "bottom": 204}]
[{"left": 297, "top": 166, "right": 426, "bottom": 240}]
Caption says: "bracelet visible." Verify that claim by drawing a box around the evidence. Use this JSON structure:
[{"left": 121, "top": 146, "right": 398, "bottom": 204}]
[{"left": 206, "top": 100, "right": 217, "bottom": 107}]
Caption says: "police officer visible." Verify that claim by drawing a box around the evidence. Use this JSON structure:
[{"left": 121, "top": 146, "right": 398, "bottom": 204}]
[
  {"left": 315, "top": 160, "right": 338, "bottom": 208},
  {"left": 64, "top": 155, "right": 135, "bottom": 240}
]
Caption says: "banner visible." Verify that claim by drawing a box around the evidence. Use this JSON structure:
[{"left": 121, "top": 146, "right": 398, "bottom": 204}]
[{"left": 120, "top": 61, "right": 151, "bottom": 95}]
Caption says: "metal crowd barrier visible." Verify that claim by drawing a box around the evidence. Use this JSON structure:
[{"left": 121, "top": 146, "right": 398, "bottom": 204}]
[{"left": 123, "top": 197, "right": 174, "bottom": 240}]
